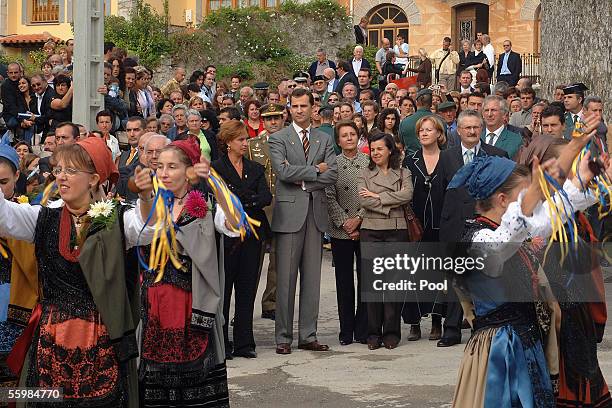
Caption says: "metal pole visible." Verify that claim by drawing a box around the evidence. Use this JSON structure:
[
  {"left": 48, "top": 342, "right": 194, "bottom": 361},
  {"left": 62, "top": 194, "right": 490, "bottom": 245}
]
[{"left": 72, "top": 0, "right": 104, "bottom": 131}]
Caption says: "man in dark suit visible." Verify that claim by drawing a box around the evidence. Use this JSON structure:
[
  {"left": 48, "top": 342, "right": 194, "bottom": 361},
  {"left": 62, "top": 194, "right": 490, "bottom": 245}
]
[
  {"left": 351, "top": 45, "right": 371, "bottom": 77},
  {"left": 29, "top": 74, "right": 55, "bottom": 141},
  {"left": 118, "top": 117, "right": 145, "bottom": 168},
  {"left": 1, "top": 62, "right": 22, "bottom": 134},
  {"left": 354, "top": 17, "right": 368, "bottom": 45},
  {"left": 496, "top": 40, "right": 521, "bottom": 86},
  {"left": 436, "top": 109, "right": 507, "bottom": 347},
  {"left": 308, "top": 49, "right": 336, "bottom": 83},
  {"left": 334, "top": 60, "right": 358, "bottom": 94},
  {"left": 268, "top": 88, "right": 338, "bottom": 355}
]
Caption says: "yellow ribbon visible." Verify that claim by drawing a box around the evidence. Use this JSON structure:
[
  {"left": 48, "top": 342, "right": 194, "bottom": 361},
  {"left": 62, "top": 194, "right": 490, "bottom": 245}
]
[
  {"left": 149, "top": 176, "right": 183, "bottom": 283},
  {"left": 0, "top": 240, "right": 8, "bottom": 259},
  {"left": 207, "top": 168, "right": 261, "bottom": 241}
]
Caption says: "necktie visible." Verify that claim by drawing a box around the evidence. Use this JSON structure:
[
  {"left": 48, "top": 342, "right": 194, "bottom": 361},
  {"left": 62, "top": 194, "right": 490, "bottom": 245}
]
[
  {"left": 464, "top": 150, "right": 474, "bottom": 164},
  {"left": 126, "top": 147, "right": 137, "bottom": 165},
  {"left": 301, "top": 129, "right": 309, "bottom": 159},
  {"left": 486, "top": 133, "right": 495, "bottom": 145},
  {"left": 573, "top": 114, "right": 578, "bottom": 125}
]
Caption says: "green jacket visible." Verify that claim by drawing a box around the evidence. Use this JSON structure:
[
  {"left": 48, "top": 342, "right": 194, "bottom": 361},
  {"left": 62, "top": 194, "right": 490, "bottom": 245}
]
[
  {"left": 399, "top": 108, "right": 433, "bottom": 157},
  {"left": 480, "top": 127, "right": 523, "bottom": 159},
  {"left": 318, "top": 123, "right": 339, "bottom": 154}
]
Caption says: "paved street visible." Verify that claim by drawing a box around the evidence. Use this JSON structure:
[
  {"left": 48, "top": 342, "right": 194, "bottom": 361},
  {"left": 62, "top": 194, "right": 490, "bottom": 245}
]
[{"left": 226, "top": 251, "right": 612, "bottom": 407}]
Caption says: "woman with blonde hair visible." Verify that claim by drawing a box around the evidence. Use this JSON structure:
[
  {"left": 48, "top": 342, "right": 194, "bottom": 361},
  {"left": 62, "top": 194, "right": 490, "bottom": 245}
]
[
  {"left": 406, "top": 48, "right": 433, "bottom": 89},
  {"left": 402, "top": 115, "right": 446, "bottom": 341}
]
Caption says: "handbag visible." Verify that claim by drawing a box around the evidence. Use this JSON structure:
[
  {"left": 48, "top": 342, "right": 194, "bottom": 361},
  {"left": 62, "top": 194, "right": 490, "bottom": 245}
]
[{"left": 399, "top": 168, "right": 424, "bottom": 242}]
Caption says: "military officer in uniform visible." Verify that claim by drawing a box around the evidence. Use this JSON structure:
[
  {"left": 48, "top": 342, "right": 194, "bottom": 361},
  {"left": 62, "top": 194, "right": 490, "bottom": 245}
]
[
  {"left": 247, "top": 102, "right": 286, "bottom": 320},
  {"left": 254, "top": 82, "right": 270, "bottom": 104},
  {"left": 562, "top": 82, "right": 588, "bottom": 140}
]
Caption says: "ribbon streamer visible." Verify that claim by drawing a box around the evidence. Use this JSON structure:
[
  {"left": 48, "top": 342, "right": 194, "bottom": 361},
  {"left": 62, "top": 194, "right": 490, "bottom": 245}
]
[
  {"left": 206, "top": 167, "right": 261, "bottom": 240},
  {"left": 137, "top": 173, "right": 183, "bottom": 282}
]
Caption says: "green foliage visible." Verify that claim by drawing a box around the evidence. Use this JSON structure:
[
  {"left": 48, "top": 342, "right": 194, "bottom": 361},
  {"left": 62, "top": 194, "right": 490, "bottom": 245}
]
[
  {"left": 169, "top": 0, "right": 350, "bottom": 84},
  {"left": 104, "top": 0, "right": 171, "bottom": 67},
  {"left": 0, "top": 52, "right": 42, "bottom": 76},
  {"left": 278, "top": 0, "right": 350, "bottom": 24},
  {"left": 216, "top": 64, "right": 254, "bottom": 81}
]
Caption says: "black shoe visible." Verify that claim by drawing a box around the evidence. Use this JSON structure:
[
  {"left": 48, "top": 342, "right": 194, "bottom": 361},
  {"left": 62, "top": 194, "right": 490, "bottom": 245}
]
[
  {"left": 233, "top": 349, "right": 257, "bottom": 358},
  {"left": 261, "top": 310, "right": 275, "bottom": 320},
  {"left": 230, "top": 317, "right": 235, "bottom": 326},
  {"left": 436, "top": 337, "right": 461, "bottom": 347},
  {"left": 225, "top": 351, "right": 234, "bottom": 360},
  {"left": 339, "top": 339, "right": 353, "bottom": 346}
]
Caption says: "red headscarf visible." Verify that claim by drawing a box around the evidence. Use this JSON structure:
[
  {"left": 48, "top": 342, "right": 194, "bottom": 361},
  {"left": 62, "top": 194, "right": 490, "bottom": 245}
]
[
  {"left": 77, "top": 137, "right": 119, "bottom": 184},
  {"left": 171, "top": 138, "right": 201, "bottom": 166}
]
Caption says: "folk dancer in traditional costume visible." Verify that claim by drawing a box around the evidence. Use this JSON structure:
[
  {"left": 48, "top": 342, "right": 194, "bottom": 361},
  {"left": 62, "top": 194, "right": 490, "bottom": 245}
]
[{"left": 0, "top": 137, "right": 156, "bottom": 407}]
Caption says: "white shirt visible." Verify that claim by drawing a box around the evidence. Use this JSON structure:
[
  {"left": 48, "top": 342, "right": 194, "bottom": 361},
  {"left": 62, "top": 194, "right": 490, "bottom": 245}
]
[
  {"left": 461, "top": 141, "right": 481, "bottom": 161},
  {"left": 393, "top": 43, "right": 409, "bottom": 66},
  {"left": 483, "top": 44, "right": 495, "bottom": 67},
  {"left": 352, "top": 58, "right": 363, "bottom": 76},
  {"left": 327, "top": 80, "right": 335, "bottom": 93},
  {"left": 292, "top": 122, "right": 312, "bottom": 191},
  {"left": 36, "top": 91, "right": 45, "bottom": 113},
  {"left": 106, "top": 134, "right": 121, "bottom": 162},
  {"left": 484, "top": 125, "right": 505, "bottom": 146}
]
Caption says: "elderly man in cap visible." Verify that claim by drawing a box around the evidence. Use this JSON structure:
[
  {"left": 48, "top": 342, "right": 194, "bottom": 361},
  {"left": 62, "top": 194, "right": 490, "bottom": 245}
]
[
  {"left": 562, "top": 82, "right": 588, "bottom": 140},
  {"left": 399, "top": 88, "right": 434, "bottom": 156},
  {"left": 312, "top": 75, "right": 330, "bottom": 105},
  {"left": 437, "top": 100, "right": 460, "bottom": 147},
  {"left": 247, "top": 103, "right": 286, "bottom": 320},
  {"left": 254, "top": 82, "right": 270, "bottom": 104}
]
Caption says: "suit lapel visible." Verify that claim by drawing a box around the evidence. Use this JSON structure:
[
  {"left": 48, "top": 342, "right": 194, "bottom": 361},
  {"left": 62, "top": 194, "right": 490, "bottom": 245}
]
[
  {"left": 307, "top": 130, "right": 322, "bottom": 165},
  {"left": 288, "top": 126, "right": 307, "bottom": 164}
]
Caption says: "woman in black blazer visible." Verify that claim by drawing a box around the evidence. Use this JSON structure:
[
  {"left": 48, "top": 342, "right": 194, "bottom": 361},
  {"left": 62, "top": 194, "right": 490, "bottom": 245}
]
[
  {"left": 212, "top": 120, "right": 272, "bottom": 359},
  {"left": 402, "top": 115, "right": 446, "bottom": 342}
]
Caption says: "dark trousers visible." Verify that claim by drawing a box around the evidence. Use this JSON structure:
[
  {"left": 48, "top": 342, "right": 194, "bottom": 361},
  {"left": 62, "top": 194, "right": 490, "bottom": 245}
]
[
  {"left": 496, "top": 73, "right": 518, "bottom": 87},
  {"left": 360, "top": 228, "right": 409, "bottom": 345},
  {"left": 223, "top": 235, "right": 263, "bottom": 353},
  {"left": 441, "top": 300, "right": 463, "bottom": 341},
  {"left": 257, "top": 236, "right": 277, "bottom": 312},
  {"left": 330, "top": 238, "right": 367, "bottom": 343}
]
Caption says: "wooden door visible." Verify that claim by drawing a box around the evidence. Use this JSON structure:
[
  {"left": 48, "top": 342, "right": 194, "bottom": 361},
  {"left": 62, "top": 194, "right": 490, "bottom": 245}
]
[{"left": 455, "top": 5, "right": 476, "bottom": 48}]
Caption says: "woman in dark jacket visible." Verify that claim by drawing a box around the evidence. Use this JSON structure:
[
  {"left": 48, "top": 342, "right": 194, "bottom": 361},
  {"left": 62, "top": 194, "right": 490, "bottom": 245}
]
[
  {"left": 402, "top": 115, "right": 446, "bottom": 342},
  {"left": 49, "top": 74, "right": 73, "bottom": 131},
  {"left": 212, "top": 120, "right": 272, "bottom": 359},
  {"left": 406, "top": 48, "right": 432, "bottom": 89}
]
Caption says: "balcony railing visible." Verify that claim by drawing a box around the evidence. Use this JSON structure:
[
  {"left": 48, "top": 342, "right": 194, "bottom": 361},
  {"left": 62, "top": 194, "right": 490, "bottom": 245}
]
[
  {"left": 31, "top": 1, "right": 59, "bottom": 23},
  {"left": 492, "top": 53, "right": 541, "bottom": 85}
]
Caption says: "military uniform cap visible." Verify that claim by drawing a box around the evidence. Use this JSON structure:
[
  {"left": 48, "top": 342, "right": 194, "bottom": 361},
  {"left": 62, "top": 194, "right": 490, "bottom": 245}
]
[
  {"left": 254, "top": 82, "right": 269, "bottom": 90},
  {"left": 437, "top": 101, "right": 456, "bottom": 111},
  {"left": 293, "top": 71, "right": 309, "bottom": 83},
  {"left": 260, "top": 103, "right": 285, "bottom": 117},
  {"left": 313, "top": 75, "right": 326, "bottom": 82},
  {"left": 562, "top": 82, "right": 589, "bottom": 96},
  {"left": 416, "top": 88, "right": 433, "bottom": 99}
]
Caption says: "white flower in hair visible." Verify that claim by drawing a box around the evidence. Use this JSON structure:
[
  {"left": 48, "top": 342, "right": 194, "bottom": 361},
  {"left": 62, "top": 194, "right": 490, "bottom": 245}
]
[{"left": 88, "top": 200, "right": 114, "bottom": 218}]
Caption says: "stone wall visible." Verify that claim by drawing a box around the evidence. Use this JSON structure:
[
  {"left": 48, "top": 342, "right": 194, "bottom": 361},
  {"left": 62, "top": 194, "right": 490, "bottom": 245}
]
[{"left": 539, "top": 0, "right": 611, "bottom": 122}]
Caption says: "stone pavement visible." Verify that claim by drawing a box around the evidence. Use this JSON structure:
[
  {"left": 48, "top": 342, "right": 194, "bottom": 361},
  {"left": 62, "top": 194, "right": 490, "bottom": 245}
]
[{"left": 226, "top": 251, "right": 612, "bottom": 407}]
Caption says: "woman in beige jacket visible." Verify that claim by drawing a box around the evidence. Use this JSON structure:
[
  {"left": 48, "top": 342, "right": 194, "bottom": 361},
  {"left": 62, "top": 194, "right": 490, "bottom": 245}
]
[{"left": 357, "top": 132, "right": 413, "bottom": 350}]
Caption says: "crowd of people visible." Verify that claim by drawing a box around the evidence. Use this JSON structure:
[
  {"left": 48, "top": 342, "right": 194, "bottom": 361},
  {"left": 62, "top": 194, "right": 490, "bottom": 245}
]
[{"left": 0, "top": 32, "right": 610, "bottom": 408}]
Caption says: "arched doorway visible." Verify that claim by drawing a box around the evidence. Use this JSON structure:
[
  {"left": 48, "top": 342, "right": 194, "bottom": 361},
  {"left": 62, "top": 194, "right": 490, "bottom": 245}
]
[
  {"left": 366, "top": 4, "right": 409, "bottom": 48},
  {"left": 534, "top": 4, "right": 541, "bottom": 53},
  {"left": 452, "top": 2, "right": 489, "bottom": 49}
]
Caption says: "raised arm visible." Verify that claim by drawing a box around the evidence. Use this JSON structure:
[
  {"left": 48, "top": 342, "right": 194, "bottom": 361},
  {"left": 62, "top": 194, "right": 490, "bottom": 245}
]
[{"left": 0, "top": 189, "right": 41, "bottom": 242}]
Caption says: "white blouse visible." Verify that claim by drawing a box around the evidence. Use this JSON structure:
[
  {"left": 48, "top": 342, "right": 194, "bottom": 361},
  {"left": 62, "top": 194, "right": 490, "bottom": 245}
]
[
  {"left": 469, "top": 179, "right": 597, "bottom": 275},
  {"left": 0, "top": 189, "right": 153, "bottom": 249}
]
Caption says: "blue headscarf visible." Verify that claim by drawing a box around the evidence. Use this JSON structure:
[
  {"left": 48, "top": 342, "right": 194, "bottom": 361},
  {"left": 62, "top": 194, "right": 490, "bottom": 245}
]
[
  {"left": 0, "top": 144, "right": 19, "bottom": 171},
  {"left": 448, "top": 156, "right": 516, "bottom": 200}
]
